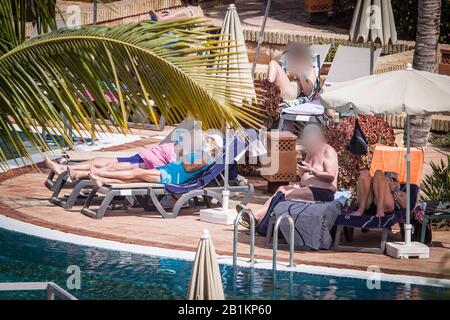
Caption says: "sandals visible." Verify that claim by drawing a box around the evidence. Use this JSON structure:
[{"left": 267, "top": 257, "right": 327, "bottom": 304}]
[{"left": 236, "top": 204, "right": 257, "bottom": 229}]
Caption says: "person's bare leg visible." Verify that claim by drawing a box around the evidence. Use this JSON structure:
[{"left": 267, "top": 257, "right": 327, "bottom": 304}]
[
  {"left": 250, "top": 185, "right": 314, "bottom": 220},
  {"left": 89, "top": 168, "right": 161, "bottom": 188},
  {"left": 249, "top": 186, "right": 291, "bottom": 220},
  {"left": 68, "top": 161, "right": 134, "bottom": 180},
  {"left": 89, "top": 167, "right": 160, "bottom": 187},
  {"left": 267, "top": 60, "right": 300, "bottom": 101},
  {"left": 69, "top": 170, "right": 90, "bottom": 180},
  {"left": 44, "top": 157, "right": 68, "bottom": 175},
  {"left": 103, "top": 162, "right": 134, "bottom": 171},
  {"left": 354, "top": 170, "right": 373, "bottom": 216},
  {"left": 372, "top": 170, "right": 395, "bottom": 217},
  {"left": 283, "top": 186, "right": 315, "bottom": 202},
  {"left": 67, "top": 157, "right": 119, "bottom": 171}
]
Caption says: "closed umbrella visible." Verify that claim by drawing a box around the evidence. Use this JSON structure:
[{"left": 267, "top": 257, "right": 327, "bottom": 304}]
[
  {"left": 350, "top": 0, "right": 397, "bottom": 45},
  {"left": 320, "top": 64, "right": 450, "bottom": 258},
  {"left": 349, "top": 0, "right": 397, "bottom": 74},
  {"left": 187, "top": 229, "right": 225, "bottom": 300},
  {"left": 200, "top": 4, "right": 259, "bottom": 225},
  {"left": 218, "top": 3, "right": 256, "bottom": 103}
]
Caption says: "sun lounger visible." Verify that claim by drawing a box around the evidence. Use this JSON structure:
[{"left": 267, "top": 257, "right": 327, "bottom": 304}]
[
  {"left": 277, "top": 99, "right": 325, "bottom": 129},
  {"left": 333, "top": 184, "right": 420, "bottom": 253},
  {"left": 45, "top": 151, "right": 136, "bottom": 192},
  {"left": 46, "top": 118, "right": 198, "bottom": 208},
  {"left": 324, "top": 45, "right": 382, "bottom": 85},
  {"left": 333, "top": 145, "right": 425, "bottom": 253},
  {"left": 309, "top": 44, "right": 331, "bottom": 71},
  {"left": 278, "top": 45, "right": 382, "bottom": 130},
  {"left": 80, "top": 157, "right": 254, "bottom": 219},
  {"left": 264, "top": 199, "right": 341, "bottom": 251}
]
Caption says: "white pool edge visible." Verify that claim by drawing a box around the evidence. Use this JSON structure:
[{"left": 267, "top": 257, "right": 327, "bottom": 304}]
[
  {"left": 1, "top": 130, "right": 144, "bottom": 173},
  {"left": 0, "top": 214, "right": 449, "bottom": 288}
]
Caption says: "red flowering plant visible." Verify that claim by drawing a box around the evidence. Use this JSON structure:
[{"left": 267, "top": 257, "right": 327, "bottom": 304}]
[
  {"left": 254, "top": 79, "right": 283, "bottom": 128},
  {"left": 325, "top": 115, "right": 396, "bottom": 190}
]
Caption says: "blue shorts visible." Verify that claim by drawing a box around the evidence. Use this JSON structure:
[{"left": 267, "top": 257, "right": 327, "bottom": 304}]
[{"left": 116, "top": 154, "right": 145, "bottom": 167}]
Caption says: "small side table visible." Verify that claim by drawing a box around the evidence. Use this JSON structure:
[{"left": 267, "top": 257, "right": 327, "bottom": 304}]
[
  {"left": 261, "top": 131, "right": 298, "bottom": 193},
  {"left": 421, "top": 212, "right": 450, "bottom": 243}
]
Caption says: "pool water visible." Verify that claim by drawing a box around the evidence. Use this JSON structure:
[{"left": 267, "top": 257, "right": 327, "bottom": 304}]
[
  {"left": 0, "top": 131, "right": 93, "bottom": 160},
  {"left": 0, "top": 228, "right": 448, "bottom": 300}
]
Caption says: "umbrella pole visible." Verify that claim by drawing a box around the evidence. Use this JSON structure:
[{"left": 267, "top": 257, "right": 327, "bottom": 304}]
[
  {"left": 200, "top": 124, "right": 237, "bottom": 224},
  {"left": 385, "top": 114, "right": 428, "bottom": 259},
  {"left": 222, "top": 124, "right": 231, "bottom": 211},
  {"left": 251, "top": 0, "right": 272, "bottom": 75},
  {"left": 93, "top": 0, "right": 98, "bottom": 25},
  {"left": 370, "top": 42, "right": 374, "bottom": 75},
  {"left": 405, "top": 114, "right": 412, "bottom": 245}
]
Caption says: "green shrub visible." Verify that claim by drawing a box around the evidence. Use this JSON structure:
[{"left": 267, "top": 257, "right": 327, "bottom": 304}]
[
  {"left": 421, "top": 155, "right": 450, "bottom": 202},
  {"left": 429, "top": 133, "right": 450, "bottom": 149},
  {"left": 391, "top": 0, "right": 449, "bottom": 43}
]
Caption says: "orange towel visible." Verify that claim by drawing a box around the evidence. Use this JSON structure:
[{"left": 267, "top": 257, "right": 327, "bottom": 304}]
[{"left": 369, "top": 145, "right": 424, "bottom": 185}]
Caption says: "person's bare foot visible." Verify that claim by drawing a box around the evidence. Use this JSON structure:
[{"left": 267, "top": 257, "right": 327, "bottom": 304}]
[
  {"left": 352, "top": 210, "right": 365, "bottom": 216},
  {"left": 375, "top": 210, "right": 385, "bottom": 217},
  {"left": 44, "top": 157, "right": 67, "bottom": 175},
  {"left": 89, "top": 164, "right": 104, "bottom": 176},
  {"left": 88, "top": 173, "right": 105, "bottom": 188},
  {"left": 68, "top": 169, "right": 84, "bottom": 181}
]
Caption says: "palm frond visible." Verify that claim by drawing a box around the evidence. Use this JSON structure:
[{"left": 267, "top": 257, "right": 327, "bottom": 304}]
[
  {"left": 0, "top": 0, "right": 58, "bottom": 55},
  {"left": 0, "top": 19, "right": 261, "bottom": 170}
]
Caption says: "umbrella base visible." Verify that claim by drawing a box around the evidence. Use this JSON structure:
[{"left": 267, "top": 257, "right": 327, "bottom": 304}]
[
  {"left": 386, "top": 241, "right": 430, "bottom": 259},
  {"left": 200, "top": 207, "right": 237, "bottom": 225}
]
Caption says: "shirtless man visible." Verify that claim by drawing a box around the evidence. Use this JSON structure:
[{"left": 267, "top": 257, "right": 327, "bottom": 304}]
[{"left": 240, "top": 124, "right": 338, "bottom": 225}]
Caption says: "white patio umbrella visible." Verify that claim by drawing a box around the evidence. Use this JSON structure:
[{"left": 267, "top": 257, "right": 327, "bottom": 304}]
[
  {"left": 187, "top": 229, "right": 225, "bottom": 300},
  {"left": 320, "top": 64, "right": 450, "bottom": 258}
]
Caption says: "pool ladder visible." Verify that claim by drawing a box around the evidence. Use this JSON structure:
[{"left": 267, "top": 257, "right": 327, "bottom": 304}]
[
  {"left": 233, "top": 210, "right": 296, "bottom": 272},
  {"left": 272, "top": 213, "right": 296, "bottom": 272},
  {"left": 233, "top": 208, "right": 256, "bottom": 268}
]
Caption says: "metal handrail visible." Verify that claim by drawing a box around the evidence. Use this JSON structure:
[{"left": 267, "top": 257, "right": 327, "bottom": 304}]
[
  {"left": 233, "top": 207, "right": 256, "bottom": 268},
  {"left": 0, "top": 282, "right": 77, "bottom": 300},
  {"left": 273, "top": 213, "right": 295, "bottom": 271}
]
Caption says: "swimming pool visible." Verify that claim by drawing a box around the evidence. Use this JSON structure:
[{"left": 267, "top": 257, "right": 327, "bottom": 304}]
[
  {"left": 0, "top": 227, "right": 448, "bottom": 300},
  {"left": 1, "top": 128, "right": 143, "bottom": 172}
]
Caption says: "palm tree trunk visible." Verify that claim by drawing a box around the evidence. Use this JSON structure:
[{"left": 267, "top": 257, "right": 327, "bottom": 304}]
[{"left": 409, "top": 0, "right": 441, "bottom": 147}]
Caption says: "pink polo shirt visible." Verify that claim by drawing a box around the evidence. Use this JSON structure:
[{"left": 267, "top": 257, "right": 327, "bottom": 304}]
[{"left": 138, "top": 143, "right": 176, "bottom": 169}]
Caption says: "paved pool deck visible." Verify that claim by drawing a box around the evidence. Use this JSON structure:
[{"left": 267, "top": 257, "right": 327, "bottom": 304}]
[{"left": 0, "top": 126, "right": 449, "bottom": 280}]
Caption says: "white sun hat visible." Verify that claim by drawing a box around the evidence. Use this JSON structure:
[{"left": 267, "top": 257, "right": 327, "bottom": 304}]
[{"left": 205, "top": 133, "right": 224, "bottom": 150}]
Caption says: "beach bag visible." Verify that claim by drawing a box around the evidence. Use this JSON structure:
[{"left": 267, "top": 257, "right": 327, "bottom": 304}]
[
  {"left": 255, "top": 191, "right": 285, "bottom": 235},
  {"left": 347, "top": 118, "right": 368, "bottom": 156}
]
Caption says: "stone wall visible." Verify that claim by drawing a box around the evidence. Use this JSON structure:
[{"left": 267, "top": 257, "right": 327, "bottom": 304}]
[{"left": 57, "top": 0, "right": 228, "bottom": 26}]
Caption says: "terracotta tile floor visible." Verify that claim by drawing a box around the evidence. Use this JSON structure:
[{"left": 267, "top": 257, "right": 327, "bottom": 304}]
[
  {"left": 1, "top": 170, "right": 449, "bottom": 280},
  {"left": 0, "top": 125, "right": 449, "bottom": 279},
  {"left": 203, "top": 0, "right": 349, "bottom": 38}
]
